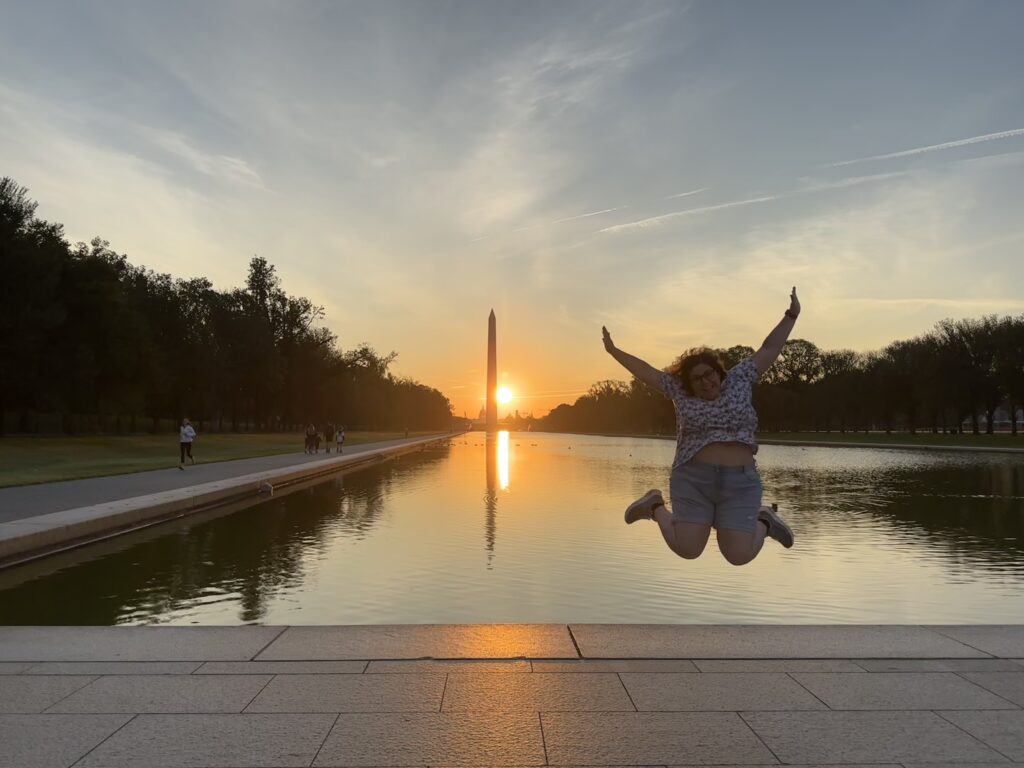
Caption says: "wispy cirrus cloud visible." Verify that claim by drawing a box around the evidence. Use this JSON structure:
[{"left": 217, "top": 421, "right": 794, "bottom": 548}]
[
  {"left": 137, "top": 127, "right": 265, "bottom": 187},
  {"left": 550, "top": 206, "right": 624, "bottom": 225},
  {"left": 505, "top": 205, "right": 626, "bottom": 236},
  {"left": 599, "top": 194, "right": 778, "bottom": 233},
  {"left": 599, "top": 172, "right": 908, "bottom": 235},
  {"left": 798, "top": 171, "right": 909, "bottom": 192},
  {"left": 828, "top": 128, "right": 1024, "bottom": 167},
  {"left": 477, "top": 188, "right": 704, "bottom": 240},
  {"left": 667, "top": 187, "right": 708, "bottom": 199}
]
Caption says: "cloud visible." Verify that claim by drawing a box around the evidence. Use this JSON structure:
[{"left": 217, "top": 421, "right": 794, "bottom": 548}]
[
  {"left": 828, "top": 128, "right": 1024, "bottom": 167},
  {"left": 797, "top": 171, "right": 909, "bottom": 192},
  {"left": 138, "top": 126, "right": 265, "bottom": 187},
  {"left": 550, "top": 206, "right": 624, "bottom": 225},
  {"left": 667, "top": 187, "right": 708, "bottom": 199},
  {"left": 598, "top": 172, "right": 908, "bottom": 235},
  {"left": 599, "top": 195, "right": 778, "bottom": 233}
]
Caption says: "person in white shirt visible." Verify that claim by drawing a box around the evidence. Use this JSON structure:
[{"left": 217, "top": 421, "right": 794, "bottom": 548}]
[
  {"left": 179, "top": 418, "right": 197, "bottom": 469},
  {"left": 336, "top": 426, "right": 345, "bottom": 454}
]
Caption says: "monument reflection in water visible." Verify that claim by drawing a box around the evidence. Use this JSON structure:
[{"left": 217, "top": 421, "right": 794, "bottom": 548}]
[{"left": 484, "top": 430, "right": 510, "bottom": 567}]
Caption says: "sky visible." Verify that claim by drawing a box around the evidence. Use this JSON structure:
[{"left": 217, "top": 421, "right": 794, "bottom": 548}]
[{"left": 2, "top": 0, "right": 1023, "bottom": 418}]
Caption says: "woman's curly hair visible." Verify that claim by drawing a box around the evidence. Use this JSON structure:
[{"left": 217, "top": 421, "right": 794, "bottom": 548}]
[{"left": 666, "top": 347, "right": 727, "bottom": 395}]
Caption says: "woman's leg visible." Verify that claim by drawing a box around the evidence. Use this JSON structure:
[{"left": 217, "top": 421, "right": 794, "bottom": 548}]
[
  {"left": 653, "top": 504, "right": 712, "bottom": 559},
  {"left": 715, "top": 464, "right": 766, "bottom": 566},
  {"left": 657, "top": 463, "right": 715, "bottom": 559},
  {"left": 716, "top": 524, "right": 767, "bottom": 566},
  {"left": 179, "top": 442, "right": 186, "bottom": 465}
]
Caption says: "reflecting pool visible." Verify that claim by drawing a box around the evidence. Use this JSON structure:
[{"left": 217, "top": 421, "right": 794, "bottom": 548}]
[{"left": 0, "top": 432, "right": 1022, "bottom": 624}]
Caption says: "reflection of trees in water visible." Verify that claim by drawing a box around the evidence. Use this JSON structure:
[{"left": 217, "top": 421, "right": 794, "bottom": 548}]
[
  {"left": 765, "top": 459, "right": 1024, "bottom": 567},
  {"left": 0, "top": 446, "right": 450, "bottom": 625}
]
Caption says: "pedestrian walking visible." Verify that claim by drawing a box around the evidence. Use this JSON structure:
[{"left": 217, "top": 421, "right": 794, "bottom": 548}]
[
  {"left": 304, "top": 423, "right": 316, "bottom": 454},
  {"left": 336, "top": 425, "right": 345, "bottom": 454},
  {"left": 179, "top": 418, "right": 197, "bottom": 469},
  {"left": 324, "top": 421, "right": 336, "bottom": 454}
]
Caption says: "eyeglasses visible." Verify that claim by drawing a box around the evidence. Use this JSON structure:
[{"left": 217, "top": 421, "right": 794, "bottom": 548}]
[{"left": 689, "top": 369, "right": 718, "bottom": 385}]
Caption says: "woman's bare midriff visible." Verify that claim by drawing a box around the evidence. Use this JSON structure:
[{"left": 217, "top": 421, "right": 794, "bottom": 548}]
[{"left": 692, "top": 441, "right": 754, "bottom": 466}]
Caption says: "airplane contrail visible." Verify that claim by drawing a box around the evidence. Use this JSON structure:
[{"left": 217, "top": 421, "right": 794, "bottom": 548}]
[
  {"left": 599, "top": 195, "right": 777, "bottom": 234},
  {"left": 550, "top": 207, "right": 624, "bottom": 225},
  {"left": 667, "top": 187, "right": 708, "bottom": 199},
  {"left": 829, "top": 128, "right": 1024, "bottom": 167}
]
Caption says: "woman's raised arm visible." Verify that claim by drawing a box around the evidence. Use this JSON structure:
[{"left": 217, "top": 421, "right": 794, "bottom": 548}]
[
  {"left": 602, "top": 326, "right": 665, "bottom": 391},
  {"left": 752, "top": 286, "right": 801, "bottom": 374}
]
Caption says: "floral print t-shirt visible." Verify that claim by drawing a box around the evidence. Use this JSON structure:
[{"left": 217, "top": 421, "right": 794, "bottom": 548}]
[{"left": 658, "top": 357, "right": 760, "bottom": 469}]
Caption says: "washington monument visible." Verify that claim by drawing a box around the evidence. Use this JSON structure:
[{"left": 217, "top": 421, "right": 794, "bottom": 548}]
[{"left": 486, "top": 309, "right": 497, "bottom": 430}]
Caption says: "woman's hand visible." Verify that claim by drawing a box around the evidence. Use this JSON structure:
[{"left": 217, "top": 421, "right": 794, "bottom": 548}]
[
  {"left": 602, "top": 326, "right": 615, "bottom": 353},
  {"left": 788, "top": 286, "right": 800, "bottom": 318}
]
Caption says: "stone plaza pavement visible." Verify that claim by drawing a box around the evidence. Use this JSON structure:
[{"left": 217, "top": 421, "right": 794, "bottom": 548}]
[{"left": 2, "top": 624, "right": 1024, "bottom": 767}]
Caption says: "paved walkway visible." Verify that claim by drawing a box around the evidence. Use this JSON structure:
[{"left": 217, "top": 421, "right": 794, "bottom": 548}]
[
  {"left": 0, "top": 435, "right": 452, "bottom": 525},
  {"left": 1, "top": 624, "right": 1023, "bottom": 766}
]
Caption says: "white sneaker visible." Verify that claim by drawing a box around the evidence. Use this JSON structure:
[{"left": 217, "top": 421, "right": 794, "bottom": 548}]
[{"left": 625, "top": 489, "right": 665, "bottom": 524}]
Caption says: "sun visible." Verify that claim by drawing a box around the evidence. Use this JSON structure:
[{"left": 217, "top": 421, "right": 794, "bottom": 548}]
[{"left": 496, "top": 387, "right": 513, "bottom": 404}]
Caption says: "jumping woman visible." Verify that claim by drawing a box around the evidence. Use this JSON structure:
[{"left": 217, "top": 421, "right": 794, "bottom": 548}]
[{"left": 602, "top": 287, "right": 800, "bottom": 566}]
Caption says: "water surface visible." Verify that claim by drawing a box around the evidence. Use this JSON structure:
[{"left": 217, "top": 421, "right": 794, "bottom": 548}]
[{"left": 0, "top": 432, "right": 1021, "bottom": 624}]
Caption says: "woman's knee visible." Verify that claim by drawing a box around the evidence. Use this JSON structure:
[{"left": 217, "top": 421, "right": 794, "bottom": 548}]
[
  {"left": 717, "top": 530, "right": 758, "bottom": 566},
  {"left": 672, "top": 540, "right": 707, "bottom": 559},
  {"left": 720, "top": 548, "right": 755, "bottom": 566},
  {"left": 667, "top": 522, "right": 711, "bottom": 559}
]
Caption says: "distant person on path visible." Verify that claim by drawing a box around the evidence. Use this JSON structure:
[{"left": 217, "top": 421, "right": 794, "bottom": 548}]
[
  {"left": 336, "top": 425, "right": 345, "bottom": 454},
  {"left": 179, "top": 418, "right": 197, "bottom": 469},
  {"left": 304, "top": 423, "right": 316, "bottom": 454},
  {"left": 601, "top": 287, "right": 800, "bottom": 566},
  {"left": 324, "top": 422, "right": 336, "bottom": 454}
]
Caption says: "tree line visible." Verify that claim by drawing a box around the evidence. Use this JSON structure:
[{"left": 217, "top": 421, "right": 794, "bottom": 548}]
[
  {"left": 0, "top": 177, "right": 452, "bottom": 435},
  {"left": 540, "top": 318, "right": 1024, "bottom": 437}
]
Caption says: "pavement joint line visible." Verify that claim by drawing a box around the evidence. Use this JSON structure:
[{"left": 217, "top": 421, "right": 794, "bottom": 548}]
[
  {"left": 736, "top": 709, "right": 785, "bottom": 764},
  {"left": 537, "top": 711, "right": 549, "bottom": 766},
  {"left": 951, "top": 670, "right": 1024, "bottom": 709},
  {"left": 438, "top": 672, "right": 449, "bottom": 712},
  {"left": 615, "top": 671, "right": 639, "bottom": 712},
  {"left": 310, "top": 712, "right": 341, "bottom": 767},
  {"left": 933, "top": 707, "right": 1018, "bottom": 761},
  {"left": 925, "top": 626, "right": 1000, "bottom": 658},
  {"left": 39, "top": 674, "right": 99, "bottom": 713},
  {"left": 248, "top": 626, "right": 288, "bottom": 661},
  {"left": 567, "top": 625, "right": 583, "bottom": 658},
  {"left": 785, "top": 669, "right": 833, "bottom": 710},
  {"left": 68, "top": 712, "right": 137, "bottom": 768},
  {"left": 239, "top": 671, "right": 278, "bottom": 714}
]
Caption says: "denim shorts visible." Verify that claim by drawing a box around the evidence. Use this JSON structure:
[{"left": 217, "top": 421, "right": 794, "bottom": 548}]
[{"left": 669, "top": 460, "right": 763, "bottom": 534}]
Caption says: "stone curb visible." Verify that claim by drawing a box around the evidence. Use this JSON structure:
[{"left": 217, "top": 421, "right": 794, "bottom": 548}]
[{"left": 0, "top": 434, "right": 455, "bottom": 568}]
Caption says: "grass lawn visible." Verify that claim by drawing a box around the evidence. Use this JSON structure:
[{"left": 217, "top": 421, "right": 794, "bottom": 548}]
[
  {"left": 758, "top": 431, "right": 1023, "bottom": 449},
  {"left": 0, "top": 431, "right": 441, "bottom": 488}
]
